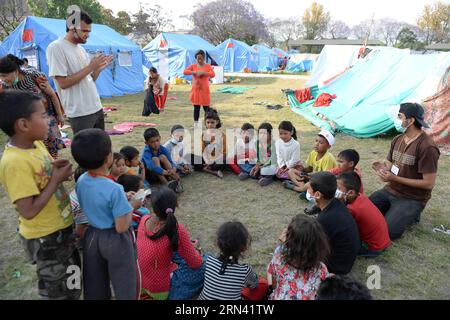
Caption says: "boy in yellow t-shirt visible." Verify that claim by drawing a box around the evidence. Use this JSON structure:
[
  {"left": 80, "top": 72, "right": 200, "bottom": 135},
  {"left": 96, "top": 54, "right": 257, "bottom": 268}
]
[
  {"left": 0, "top": 90, "right": 80, "bottom": 300},
  {"left": 286, "top": 129, "right": 337, "bottom": 193}
]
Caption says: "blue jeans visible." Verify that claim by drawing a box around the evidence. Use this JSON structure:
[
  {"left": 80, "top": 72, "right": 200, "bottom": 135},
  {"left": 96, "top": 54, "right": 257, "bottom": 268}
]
[
  {"left": 239, "top": 163, "right": 255, "bottom": 174},
  {"left": 369, "top": 188, "right": 425, "bottom": 240}
]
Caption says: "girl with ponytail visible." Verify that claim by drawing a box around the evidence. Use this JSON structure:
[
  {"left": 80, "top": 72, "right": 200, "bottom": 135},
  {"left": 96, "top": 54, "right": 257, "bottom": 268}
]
[
  {"left": 0, "top": 54, "right": 65, "bottom": 158},
  {"left": 198, "top": 221, "right": 259, "bottom": 300},
  {"left": 275, "top": 120, "right": 301, "bottom": 180},
  {"left": 137, "top": 187, "right": 205, "bottom": 300}
]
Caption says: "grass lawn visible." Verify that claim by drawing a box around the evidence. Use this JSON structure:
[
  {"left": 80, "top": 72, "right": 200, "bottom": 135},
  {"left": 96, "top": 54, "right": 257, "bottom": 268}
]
[{"left": 0, "top": 77, "right": 449, "bottom": 300}]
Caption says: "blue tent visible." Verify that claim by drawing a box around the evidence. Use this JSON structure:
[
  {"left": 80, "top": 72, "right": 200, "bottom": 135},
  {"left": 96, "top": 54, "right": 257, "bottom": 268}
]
[
  {"left": 252, "top": 44, "right": 279, "bottom": 71},
  {"left": 0, "top": 16, "right": 144, "bottom": 98},
  {"left": 272, "top": 47, "right": 289, "bottom": 66},
  {"left": 142, "top": 33, "right": 219, "bottom": 80},
  {"left": 216, "top": 39, "right": 258, "bottom": 72},
  {"left": 272, "top": 47, "right": 289, "bottom": 58},
  {"left": 286, "top": 60, "right": 314, "bottom": 72}
]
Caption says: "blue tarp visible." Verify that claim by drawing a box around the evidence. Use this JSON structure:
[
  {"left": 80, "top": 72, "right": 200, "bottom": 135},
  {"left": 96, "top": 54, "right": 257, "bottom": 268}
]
[
  {"left": 252, "top": 44, "right": 279, "bottom": 71},
  {"left": 287, "top": 50, "right": 450, "bottom": 138},
  {"left": 216, "top": 39, "right": 258, "bottom": 72},
  {"left": 142, "top": 33, "right": 219, "bottom": 80},
  {"left": 0, "top": 16, "right": 144, "bottom": 98},
  {"left": 286, "top": 60, "right": 313, "bottom": 72}
]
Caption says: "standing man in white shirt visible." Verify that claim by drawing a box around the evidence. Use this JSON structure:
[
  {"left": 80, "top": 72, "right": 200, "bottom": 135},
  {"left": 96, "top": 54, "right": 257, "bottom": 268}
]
[{"left": 47, "top": 9, "right": 113, "bottom": 134}]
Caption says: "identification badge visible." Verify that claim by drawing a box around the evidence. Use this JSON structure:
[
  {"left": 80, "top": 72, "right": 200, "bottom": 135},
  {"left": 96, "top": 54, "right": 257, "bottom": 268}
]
[{"left": 391, "top": 165, "right": 400, "bottom": 176}]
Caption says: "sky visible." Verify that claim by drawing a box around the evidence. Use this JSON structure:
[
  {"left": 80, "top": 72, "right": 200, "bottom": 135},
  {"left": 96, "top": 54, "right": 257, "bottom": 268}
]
[{"left": 98, "top": 0, "right": 444, "bottom": 29}]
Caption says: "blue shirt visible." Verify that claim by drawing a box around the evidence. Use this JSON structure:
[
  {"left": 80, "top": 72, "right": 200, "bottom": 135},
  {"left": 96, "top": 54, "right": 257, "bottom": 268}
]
[
  {"left": 76, "top": 173, "right": 133, "bottom": 229},
  {"left": 141, "top": 145, "right": 176, "bottom": 175}
]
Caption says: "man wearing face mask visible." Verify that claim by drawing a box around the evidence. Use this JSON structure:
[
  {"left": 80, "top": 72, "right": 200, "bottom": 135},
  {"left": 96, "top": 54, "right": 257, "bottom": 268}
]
[
  {"left": 46, "top": 9, "right": 113, "bottom": 134},
  {"left": 370, "top": 103, "right": 440, "bottom": 240}
]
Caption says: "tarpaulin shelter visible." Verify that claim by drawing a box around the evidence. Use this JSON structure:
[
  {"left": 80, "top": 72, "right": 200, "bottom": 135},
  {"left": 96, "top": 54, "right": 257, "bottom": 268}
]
[
  {"left": 286, "top": 49, "right": 450, "bottom": 138},
  {"left": 423, "top": 67, "right": 450, "bottom": 154},
  {"left": 252, "top": 44, "right": 279, "bottom": 71},
  {"left": 216, "top": 39, "right": 259, "bottom": 72},
  {"left": 0, "top": 16, "right": 144, "bottom": 98},
  {"left": 142, "top": 33, "right": 219, "bottom": 81}
]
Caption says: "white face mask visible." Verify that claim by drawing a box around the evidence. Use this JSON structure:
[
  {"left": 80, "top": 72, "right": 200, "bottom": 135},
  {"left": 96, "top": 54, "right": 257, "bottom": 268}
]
[
  {"left": 394, "top": 118, "right": 408, "bottom": 133},
  {"left": 335, "top": 189, "right": 347, "bottom": 199},
  {"left": 171, "top": 137, "right": 180, "bottom": 145},
  {"left": 306, "top": 191, "right": 317, "bottom": 203}
]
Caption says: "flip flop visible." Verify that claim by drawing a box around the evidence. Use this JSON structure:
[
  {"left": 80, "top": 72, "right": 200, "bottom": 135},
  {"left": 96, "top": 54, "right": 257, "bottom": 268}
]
[
  {"left": 433, "top": 224, "right": 450, "bottom": 235},
  {"left": 282, "top": 180, "right": 296, "bottom": 190},
  {"left": 217, "top": 170, "right": 224, "bottom": 178},
  {"left": 168, "top": 180, "right": 178, "bottom": 192}
]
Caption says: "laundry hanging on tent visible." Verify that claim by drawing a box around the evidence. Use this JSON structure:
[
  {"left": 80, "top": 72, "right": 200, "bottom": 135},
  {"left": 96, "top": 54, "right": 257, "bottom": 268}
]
[
  {"left": 216, "top": 86, "right": 256, "bottom": 94},
  {"left": 294, "top": 88, "right": 313, "bottom": 103},
  {"left": 313, "top": 93, "right": 337, "bottom": 107}
]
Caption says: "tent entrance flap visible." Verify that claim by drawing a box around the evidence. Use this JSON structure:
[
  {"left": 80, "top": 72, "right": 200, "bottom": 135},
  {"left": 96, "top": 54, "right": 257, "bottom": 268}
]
[
  {"left": 158, "top": 48, "right": 169, "bottom": 80},
  {"left": 21, "top": 47, "right": 39, "bottom": 69}
]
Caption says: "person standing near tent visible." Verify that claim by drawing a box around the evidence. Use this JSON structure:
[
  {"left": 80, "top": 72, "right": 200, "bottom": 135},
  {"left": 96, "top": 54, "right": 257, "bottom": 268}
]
[
  {"left": 142, "top": 67, "right": 168, "bottom": 116},
  {"left": 0, "top": 54, "right": 65, "bottom": 159},
  {"left": 46, "top": 10, "right": 113, "bottom": 134},
  {"left": 370, "top": 103, "right": 440, "bottom": 240},
  {"left": 183, "top": 50, "right": 215, "bottom": 125}
]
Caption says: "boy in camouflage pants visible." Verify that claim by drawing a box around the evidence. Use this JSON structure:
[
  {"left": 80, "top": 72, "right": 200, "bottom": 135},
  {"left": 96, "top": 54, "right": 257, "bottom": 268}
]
[{"left": 0, "top": 91, "right": 81, "bottom": 299}]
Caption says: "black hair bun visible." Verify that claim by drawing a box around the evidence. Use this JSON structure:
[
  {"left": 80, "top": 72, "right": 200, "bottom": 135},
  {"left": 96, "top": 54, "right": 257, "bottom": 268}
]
[{"left": 6, "top": 54, "right": 24, "bottom": 66}]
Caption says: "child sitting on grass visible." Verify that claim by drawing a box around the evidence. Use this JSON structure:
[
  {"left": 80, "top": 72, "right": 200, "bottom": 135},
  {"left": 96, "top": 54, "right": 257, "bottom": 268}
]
[
  {"left": 117, "top": 174, "right": 151, "bottom": 232},
  {"left": 141, "top": 128, "right": 182, "bottom": 193},
  {"left": 267, "top": 214, "right": 330, "bottom": 300},
  {"left": 110, "top": 152, "right": 128, "bottom": 181},
  {"left": 317, "top": 275, "right": 373, "bottom": 300},
  {"left": 236, "top": 123, "right": 258, "bottom": 180},
  {"left": 286, "top": 129, "right": 337, "bottom": 196},
  {"left": 337, "top": 172, "right": 391, "bottom": 257},
  {"left": 275, "top": 121, "right": 300, "bottom": 180},
  {"left": 199, "top": 221, "right": 259, "bottom": 300},
  {"left": 137, "top": 187, "right": 205, "bottom": 300},
  {"left": 120, "top": 145, "right": 146, "bottom": 183},
  {"left": 330, "top": 149, "right": 364, "bottom": 193},
  {"left": 249, "top": 122, "right": 278, "bottom": 186},
  {"left": 163, "top": 124, "right": 193, "bottom": 177},
  {"left": 307, "top": 172, "right": 360, "bottom": 275},
  {"left": 0, "top": 90, "right": 80, "bottom": 300},
  {"left": 72, "top": 128, "right": 141, "bottom": 300},
  {"left": 193, "top": 108, "right": 227, "bottom": 178}
]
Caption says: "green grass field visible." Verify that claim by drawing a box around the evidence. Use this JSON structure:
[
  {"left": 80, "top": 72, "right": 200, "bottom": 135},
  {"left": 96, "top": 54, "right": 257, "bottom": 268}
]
[{"left": 0, "top": 77, "right": 449, "bottom": 299}]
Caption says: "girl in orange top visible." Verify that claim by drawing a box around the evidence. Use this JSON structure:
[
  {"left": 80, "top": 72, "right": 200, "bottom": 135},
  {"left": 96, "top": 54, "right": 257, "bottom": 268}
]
[{"left": 183, "top": 50, "right": 215, "bottom": 124}]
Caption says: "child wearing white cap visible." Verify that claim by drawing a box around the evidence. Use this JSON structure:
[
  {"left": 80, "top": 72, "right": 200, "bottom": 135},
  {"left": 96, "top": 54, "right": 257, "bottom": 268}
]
[{"left": 285, "top": 129, "right": 337, "bottom": 193}]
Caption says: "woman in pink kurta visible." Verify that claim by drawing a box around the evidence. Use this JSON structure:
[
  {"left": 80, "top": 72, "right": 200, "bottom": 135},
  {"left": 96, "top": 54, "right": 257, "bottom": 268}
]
[{"left": 183, "top": 50, "right": 215, "bottom": 123}]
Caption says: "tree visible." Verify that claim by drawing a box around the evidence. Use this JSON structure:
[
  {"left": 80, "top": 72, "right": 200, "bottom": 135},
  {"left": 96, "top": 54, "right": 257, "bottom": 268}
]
[
  {"left": 396, "top": 27, "right": 425, "bottom": 50},
  {"left": 129, "top": 4, "right": 173, "bottom": 46},
  {"left": 375, "top": 18, "right": 404, "bottom": 46},
  {"left": 103, "top": 9, "right": 131, "bottom": 35},
  {"left": 302, "top": 1, "right": 330, "bottom": 40},
  {"left": 191, "top": 0, "right": 268, "bottom": 45},
  {"left": 267, "top": 17, "right": 303, "bottom": 49},
  {"left": 28, "top": 0, "right": 106, "bottom": 23},
  {"left": 352, "top": 19, "right": 375, "bottom": 40},
  {"left": 0, "top": 0, "right": 29, "bottom": 40},
  {"left": 327, "top": 20, "right": 351, "bottom": 39},
  {"left": 417, "top": 1, "right": 450, "bottom": 44}
]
